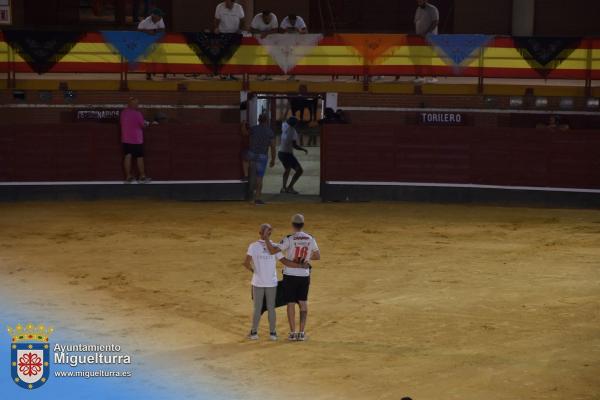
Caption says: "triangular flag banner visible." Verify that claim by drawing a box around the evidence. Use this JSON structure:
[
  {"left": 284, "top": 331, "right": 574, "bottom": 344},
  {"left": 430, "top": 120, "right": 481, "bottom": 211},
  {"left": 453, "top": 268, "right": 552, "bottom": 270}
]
[
  {"left": 338, "top": 34, "right": 406, "bottom": 64},
  {"left": 183, "top": 32, "right": 242, "bottom": 74},
  {"left": 4, "top": 30, "right": 84, "bottom": 74},
  {"left": 258, "top": 33, "right": 323, "bottom": 74},
  {"left": 514, "top": 37, "right": 581, "bottom": 76},
  {"left": 427, "top": 34, "right": 492, "bottom": 68},
  {"left": 101, "top": 31, "right": 164, "bottom": 65}
]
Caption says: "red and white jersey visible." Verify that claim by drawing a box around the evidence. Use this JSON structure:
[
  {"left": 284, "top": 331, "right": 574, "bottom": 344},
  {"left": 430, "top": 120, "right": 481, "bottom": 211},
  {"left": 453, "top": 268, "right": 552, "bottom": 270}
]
[{"left": 278, "top": 231, "right": 319, "bottom": 277}]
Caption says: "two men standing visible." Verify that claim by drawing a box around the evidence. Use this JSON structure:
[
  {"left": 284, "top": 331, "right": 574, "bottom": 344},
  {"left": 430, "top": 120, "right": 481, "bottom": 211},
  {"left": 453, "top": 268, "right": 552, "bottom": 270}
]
[{"left": 244, "top": 214, "right": 320, "bottom": 342}]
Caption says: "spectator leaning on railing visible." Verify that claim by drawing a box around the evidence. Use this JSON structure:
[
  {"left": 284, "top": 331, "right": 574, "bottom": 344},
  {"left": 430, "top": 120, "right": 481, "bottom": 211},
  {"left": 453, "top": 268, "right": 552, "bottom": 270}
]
[
  {"left": 280, "top": 14, "right": 308, "bottom": 81},
  {"left": 138, "top": 8, "right": 166, "bottom": 81},
  {"left": 251, "top": 10, "right": 278, "bottom": 38},
  {"left": 280, "top": 14, "right": 307, "bottom": 34},
  {"left": 251, "top": 10, "right": 278, "bottom": 80},
  {"left": 137, "top": 8, "right": 165, "bottom": 34}
]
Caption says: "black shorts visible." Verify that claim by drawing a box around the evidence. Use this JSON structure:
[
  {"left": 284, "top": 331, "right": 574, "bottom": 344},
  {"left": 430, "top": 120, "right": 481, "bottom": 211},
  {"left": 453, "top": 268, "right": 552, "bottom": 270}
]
[
  {"left": 282, "top": 274, "right": 310, "bottom": 303},
  {"left": 278, "top": 151, "right": 301, "bottom": 170},
  {"left": 123, "top": 143, "right": 144, "bottom": 158}
]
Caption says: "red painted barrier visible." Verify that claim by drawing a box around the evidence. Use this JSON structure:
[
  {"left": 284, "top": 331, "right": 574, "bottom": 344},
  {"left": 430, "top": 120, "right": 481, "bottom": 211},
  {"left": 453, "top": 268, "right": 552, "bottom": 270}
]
[
  {"left": 0, "top": 123, "right": 242, "bottom": 182},
  {"left": 322, "top": 125, "right": 600, "bottom": 190}
]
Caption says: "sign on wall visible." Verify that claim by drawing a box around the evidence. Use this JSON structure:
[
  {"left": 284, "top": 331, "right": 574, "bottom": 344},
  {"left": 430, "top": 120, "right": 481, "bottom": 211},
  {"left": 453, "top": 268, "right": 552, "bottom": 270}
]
[
  {"left": 75, "top": 110, "right": 120, "bottom": 121},
  {"left": 0, "top": 0, "right": 11, "bottom": 25},
  {"left": 419, "top": 112, "right": 465, "bottom": 126}
]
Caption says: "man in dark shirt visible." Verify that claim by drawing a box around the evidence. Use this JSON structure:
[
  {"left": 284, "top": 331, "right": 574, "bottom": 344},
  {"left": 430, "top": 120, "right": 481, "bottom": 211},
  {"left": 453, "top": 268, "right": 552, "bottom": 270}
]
[{"left": 242, "top": 114, "right": 276, "bottom": 205}]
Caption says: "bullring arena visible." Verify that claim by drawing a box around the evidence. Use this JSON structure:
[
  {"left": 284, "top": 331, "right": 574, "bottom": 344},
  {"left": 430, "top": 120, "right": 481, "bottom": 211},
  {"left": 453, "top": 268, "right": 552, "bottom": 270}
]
[{"left": 1, "top": 1, "right": 600, "bottom": 399}]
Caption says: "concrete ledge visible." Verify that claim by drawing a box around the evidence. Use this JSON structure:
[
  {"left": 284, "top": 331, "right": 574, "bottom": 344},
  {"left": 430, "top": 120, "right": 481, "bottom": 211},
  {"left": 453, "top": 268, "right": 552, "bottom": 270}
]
[
  {"left": 0, "top": 182, "right": 247, "bottom": 202},
  {"left": 322, "top": 183, "right": 600, "bottom": 208}
]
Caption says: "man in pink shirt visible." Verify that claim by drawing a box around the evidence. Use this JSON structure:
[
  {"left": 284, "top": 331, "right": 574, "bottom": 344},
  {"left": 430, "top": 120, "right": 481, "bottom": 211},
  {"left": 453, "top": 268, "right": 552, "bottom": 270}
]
[{"left": 120, "top": 97, "right": 155, "bottom": 183}]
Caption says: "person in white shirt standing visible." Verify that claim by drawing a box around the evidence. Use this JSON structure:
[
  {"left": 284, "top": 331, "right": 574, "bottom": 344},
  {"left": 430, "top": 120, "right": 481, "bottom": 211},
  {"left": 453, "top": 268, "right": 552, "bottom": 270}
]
[
  {"left": 243, "top": 223, "right": 309, "bottom": 341},
  {"left": 214, "top": 0, "right": 245, "bottom": 33},
  {"left": 414, "top": 0, "right": 439, "bottom": 84},
  {"left": 264, "top": 214, "right": 320, "bottom": 342},
  {"left": 280, "top": 14, "right": 308, "bottom": 34},
  {"left": 214, "top": 0, "right": 245, "bottom": 80}
]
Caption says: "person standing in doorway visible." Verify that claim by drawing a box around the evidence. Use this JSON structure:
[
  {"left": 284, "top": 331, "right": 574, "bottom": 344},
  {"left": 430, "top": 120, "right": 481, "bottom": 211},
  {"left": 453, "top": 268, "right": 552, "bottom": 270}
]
[{"left": 242, "top": 114, "right": 277, "bottom": 205}]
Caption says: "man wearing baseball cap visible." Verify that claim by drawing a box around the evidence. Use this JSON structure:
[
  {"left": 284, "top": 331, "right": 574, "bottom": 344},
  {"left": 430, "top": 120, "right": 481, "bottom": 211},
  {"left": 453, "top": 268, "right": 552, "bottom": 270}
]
[{"left": 264, "top": 213, "right": 320, "bottom": 341}]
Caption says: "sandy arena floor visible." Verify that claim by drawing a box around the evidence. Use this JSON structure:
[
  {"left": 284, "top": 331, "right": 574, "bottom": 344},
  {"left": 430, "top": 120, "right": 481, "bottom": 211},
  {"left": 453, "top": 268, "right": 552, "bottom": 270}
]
[{"left": 0, "top": 200, "right": 599, "bottom": 400}]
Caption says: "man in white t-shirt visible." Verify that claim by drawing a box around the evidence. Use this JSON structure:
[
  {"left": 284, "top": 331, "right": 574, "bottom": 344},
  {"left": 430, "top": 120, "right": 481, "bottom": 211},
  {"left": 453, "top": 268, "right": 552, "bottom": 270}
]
[
  {"left": 137, "top": 8, "right": 166, "bottom": 33},
  {"left": 264, "top": 214, "right": 320, "bottom": 342},
  {"left": 278, "top": 116, "right": 308, "bottom": 195},
  {"left": 280, "top": 14, "right": 307, "bottom": 34},
  {"left": 214, "top": 0, "right": 245, "bottom": 33},
  {"left": 243, "top": 223, "right": 308, "bottom": 341},
  {"left": 413, "top": 0, "right": 439, "bottom": 84},
  {"left": 250, "top": 10, "right": 278, "bottom": 38},
  {"left": 138, "top": 9, "right": 166, "bottom": 81}
]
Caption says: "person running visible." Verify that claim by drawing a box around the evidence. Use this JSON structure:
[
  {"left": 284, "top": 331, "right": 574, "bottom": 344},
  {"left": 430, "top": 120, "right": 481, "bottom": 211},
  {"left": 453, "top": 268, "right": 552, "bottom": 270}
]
[
  {"left": 278, "top": 117, "right": 308, "bottom": 195},
  {"left": 264, "top": 214, "right": 320, "bottom": 341},
  {"left": 243, "top": 223, "right": 309, "bottom": 341}
]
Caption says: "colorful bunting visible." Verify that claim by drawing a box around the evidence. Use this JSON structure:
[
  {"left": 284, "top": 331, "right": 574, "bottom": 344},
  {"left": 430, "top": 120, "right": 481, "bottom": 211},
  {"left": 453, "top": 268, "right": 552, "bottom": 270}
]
[
  {"left": 427, "top": 34, "right": 492, "bottom": 68},
  {"left": 101, "top": 31, "right": 164, "bottom": 65},
  {"left": 514, "top": 37, "right": 581, "bottom": 76},
  {"left": 183, "top": 32, "right": 242, "bottom": 74},
  {"left": 258, "top": 34, "right": 323, "bottom": 74},
  {"left": 338, "top": 34, "right": 406, "bottom": 64},
  {"left": 3, "top": 30, "right": 84, "bottom": 74}
]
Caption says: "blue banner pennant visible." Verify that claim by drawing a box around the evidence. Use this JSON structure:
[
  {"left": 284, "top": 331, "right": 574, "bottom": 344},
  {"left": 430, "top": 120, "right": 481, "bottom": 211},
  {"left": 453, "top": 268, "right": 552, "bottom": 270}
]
[
  {"left": 427, "top": 34, "right": 493, "bottom": 67},
  {"left": 101, "top": 31, "right": 164, "bottom": 64}
]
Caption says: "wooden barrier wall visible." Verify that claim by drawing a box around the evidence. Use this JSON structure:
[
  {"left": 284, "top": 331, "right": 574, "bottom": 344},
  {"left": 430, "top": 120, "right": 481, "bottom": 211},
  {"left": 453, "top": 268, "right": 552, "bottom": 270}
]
[
  {"left": 322, "top": 125, "right": 600, "bottom": 190},
  {"left": 0, "top": 123, "right": 242, "bottom": 182}
]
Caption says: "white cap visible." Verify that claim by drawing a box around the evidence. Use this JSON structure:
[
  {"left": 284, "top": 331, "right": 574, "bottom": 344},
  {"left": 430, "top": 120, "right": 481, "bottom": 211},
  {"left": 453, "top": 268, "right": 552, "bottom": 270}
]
[{"left": 291, "top": 214, "right": 304, "bottom": 224}]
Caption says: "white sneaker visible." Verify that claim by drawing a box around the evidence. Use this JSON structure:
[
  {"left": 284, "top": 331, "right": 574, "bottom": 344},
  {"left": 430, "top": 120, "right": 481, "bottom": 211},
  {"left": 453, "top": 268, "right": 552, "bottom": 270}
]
[
  {"left": 297, "top": 332, "right": 306, "bottom": 341},
  {"left": 287, "top": 332, "right": 297, "bottom": 341},
  {"left": 247, "top": 331, "right": 259, "bottom": 340},
  {"left": 426, "top": 77, "right": 438, "bottom": 83},
  {"left": 269, "top": 332, "right": 278, "bottom": 341},
  {"left": 413, "top": 77, "right": 426, "bottom": 84}
]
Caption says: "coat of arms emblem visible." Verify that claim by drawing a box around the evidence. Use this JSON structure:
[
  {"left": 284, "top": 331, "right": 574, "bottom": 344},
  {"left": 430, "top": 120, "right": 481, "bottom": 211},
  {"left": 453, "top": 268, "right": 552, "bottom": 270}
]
[{"left": 7, "top": 323, "right": 53, "bottom": 390}]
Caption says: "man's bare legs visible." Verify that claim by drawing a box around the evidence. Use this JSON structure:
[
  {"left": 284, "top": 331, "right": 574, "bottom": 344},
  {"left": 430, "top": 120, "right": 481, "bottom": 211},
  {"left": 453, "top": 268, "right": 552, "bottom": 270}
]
[
  {"left": 255, "top": 176, "right": 263, "bottom": 201},
  {"left": 286, "top": 302, "right": 296, "bottom": 333},
  {"left": 124, "top": 154, "right": 133, "bottom": 180},
  {"left": 287, "top": 166, "right": 303, "bottom": 193},
  {"left": 299, "top": 301, "right": 308, "bottom": 333},
  {"left": 242, "top": 158, "right": 249, "bottom": 179},
  {"left": 137, "top": 157, "right": 146, "bottom": 179},
  {"left": 281, "top": 168, "right": 291, "bottom": 192},
  {"left": 287, "top": 301, "right": 308, "bottom": 336}
]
